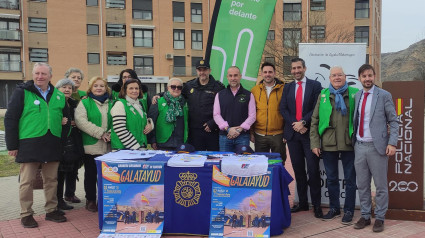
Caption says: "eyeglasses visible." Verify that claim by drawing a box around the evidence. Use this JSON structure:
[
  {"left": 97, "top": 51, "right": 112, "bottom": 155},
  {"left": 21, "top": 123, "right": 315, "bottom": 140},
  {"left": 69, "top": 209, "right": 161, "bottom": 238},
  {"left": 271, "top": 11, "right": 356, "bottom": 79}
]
[{"left": 170, "top": 85, "right": 183, "bottom": 90}]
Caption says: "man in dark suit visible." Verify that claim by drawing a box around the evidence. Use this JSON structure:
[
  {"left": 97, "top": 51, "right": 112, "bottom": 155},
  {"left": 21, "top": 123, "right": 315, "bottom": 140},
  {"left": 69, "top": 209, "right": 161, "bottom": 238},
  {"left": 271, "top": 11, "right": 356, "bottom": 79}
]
[
  {"left": 279, "top": 58, "right": 323, "bottom": 218},
  {"left": 352, "top": 64, "right": 398, "bottom": 232}
]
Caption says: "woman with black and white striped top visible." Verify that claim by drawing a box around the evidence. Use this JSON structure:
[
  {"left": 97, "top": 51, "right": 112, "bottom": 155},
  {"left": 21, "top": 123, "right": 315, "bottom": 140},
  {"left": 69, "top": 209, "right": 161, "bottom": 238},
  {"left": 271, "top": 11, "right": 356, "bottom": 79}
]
[{"left": 110, "top": 79, "right": 154, "bottom": 150}]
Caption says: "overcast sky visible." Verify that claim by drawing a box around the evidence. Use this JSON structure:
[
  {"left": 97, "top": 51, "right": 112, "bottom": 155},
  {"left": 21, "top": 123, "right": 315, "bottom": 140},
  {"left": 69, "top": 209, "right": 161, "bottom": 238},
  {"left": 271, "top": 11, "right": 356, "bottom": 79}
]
[{"left": 381, "top": 0, "right": 425, "bottom": 53}]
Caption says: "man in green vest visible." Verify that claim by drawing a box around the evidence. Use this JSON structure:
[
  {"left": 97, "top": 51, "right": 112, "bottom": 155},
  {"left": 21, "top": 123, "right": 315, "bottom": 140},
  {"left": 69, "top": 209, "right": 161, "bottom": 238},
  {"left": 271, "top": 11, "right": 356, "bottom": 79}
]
[
  {"left": 5, "top": 63, "right": 68, "bottom": 228},
  {"left": 310, "top": 66, "right": 358, "bottom": 225}
]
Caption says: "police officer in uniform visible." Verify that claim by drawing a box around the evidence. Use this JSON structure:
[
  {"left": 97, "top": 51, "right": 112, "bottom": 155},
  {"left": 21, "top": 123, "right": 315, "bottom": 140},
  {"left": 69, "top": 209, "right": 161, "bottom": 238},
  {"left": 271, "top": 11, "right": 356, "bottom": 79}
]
[{"left": 181, "top": 59, "right": 225, "bottom": 150}]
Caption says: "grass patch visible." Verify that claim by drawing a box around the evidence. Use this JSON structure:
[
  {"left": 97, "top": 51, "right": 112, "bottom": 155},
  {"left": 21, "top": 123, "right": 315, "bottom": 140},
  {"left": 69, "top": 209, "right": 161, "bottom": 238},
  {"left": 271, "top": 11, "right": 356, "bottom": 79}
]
[
  {"left": 0, "top": 153, "right": 19, "bottom": 177},
  {"left": 0, "top": 117, "right": 4, "bottom": 131}
]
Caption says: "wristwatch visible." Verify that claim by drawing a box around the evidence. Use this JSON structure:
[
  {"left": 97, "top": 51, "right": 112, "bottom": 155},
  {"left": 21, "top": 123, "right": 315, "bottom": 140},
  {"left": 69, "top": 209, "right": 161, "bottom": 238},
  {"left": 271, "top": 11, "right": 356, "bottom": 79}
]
[{"left": 300, "top": 120, "right": 306, "bottom": 126}]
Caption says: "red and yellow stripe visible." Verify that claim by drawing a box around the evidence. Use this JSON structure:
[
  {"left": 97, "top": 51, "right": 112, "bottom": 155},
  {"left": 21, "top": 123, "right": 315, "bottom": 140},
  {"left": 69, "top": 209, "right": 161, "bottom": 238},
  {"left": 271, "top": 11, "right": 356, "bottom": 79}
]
[{"left": 396, "top": 98, "right": 403, "bottom": 116}]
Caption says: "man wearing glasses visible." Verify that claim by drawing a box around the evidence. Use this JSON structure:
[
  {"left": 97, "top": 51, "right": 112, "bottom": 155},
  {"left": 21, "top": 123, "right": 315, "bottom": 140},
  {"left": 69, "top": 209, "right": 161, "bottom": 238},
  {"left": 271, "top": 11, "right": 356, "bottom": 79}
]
[{"left": 213, "top": 66, "right": 256, "bottom": 152}]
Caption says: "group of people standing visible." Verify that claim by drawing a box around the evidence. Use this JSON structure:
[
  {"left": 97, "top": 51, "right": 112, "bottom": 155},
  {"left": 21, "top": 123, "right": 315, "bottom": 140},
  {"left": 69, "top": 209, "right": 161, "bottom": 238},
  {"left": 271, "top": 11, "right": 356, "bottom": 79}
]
[
  {"left": 282, "top": 59, "right": 398, "bottom": 233},
  {"left": 5, "top": 58, "right": 398, "bottom": 234}
]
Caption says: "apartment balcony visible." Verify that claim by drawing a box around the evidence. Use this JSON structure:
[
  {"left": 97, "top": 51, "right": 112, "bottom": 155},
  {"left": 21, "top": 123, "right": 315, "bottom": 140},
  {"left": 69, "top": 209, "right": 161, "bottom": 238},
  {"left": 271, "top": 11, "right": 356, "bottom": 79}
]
[
  {"left": 0, "top": 29, "right": 20, "bottom": 41},
  {"left": 0, "top": 0, "right": 19, "bottom": 10},
  {"left": 0, "top": 60, "right": 22, "bottom": 72}
]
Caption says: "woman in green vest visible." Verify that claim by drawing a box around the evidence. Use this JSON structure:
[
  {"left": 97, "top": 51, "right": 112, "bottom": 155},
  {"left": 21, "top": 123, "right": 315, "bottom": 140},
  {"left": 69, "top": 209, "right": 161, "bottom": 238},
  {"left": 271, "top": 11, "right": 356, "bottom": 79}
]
[
  {"left": 65, "top": 67, "right": 87, "bottom": 101},
  {"left": 111, "top": 69, "right": 150, "bottom": 112},
  {"left": 75, "top": 76, "right": 111, "bottom": 212},
  {"left": 148, "top": 78, "right": 188, "bottom": 151},
  {"left": 110, "top": 79, "right": 154, "bottom": 150}
]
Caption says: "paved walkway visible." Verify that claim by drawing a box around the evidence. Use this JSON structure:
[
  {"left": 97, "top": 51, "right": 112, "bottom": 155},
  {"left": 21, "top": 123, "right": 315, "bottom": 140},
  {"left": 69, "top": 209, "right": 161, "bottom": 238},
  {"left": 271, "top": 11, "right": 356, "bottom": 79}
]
[{"left": 1, "top": 163, "right": 425, "bottom": 237}]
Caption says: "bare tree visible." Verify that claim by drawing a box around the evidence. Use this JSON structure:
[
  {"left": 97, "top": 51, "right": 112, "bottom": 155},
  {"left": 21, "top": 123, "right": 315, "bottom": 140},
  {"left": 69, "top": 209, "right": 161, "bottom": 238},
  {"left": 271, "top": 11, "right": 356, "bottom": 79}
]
[{"left": 263, "top": 12, "right": 354, "bottom": 82}]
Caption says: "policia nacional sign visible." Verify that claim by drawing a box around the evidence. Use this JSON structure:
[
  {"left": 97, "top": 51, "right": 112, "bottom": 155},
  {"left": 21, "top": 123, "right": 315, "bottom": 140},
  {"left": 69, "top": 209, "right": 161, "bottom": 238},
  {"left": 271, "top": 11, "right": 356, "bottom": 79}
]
[{"left": 383, "top": 81, "right": 425, "bottom": 220}]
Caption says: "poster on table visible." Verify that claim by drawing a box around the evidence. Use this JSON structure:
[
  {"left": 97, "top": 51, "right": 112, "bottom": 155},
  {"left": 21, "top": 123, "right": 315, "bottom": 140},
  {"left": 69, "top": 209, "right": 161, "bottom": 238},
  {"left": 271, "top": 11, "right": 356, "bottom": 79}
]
[
  {"left": 98, "top": 161, "right": 164, "bottom": 238},
  {"left": 299, "top": 43, "right": 367, "bottom": 89},
  {"left": 207, "top": 0, "right": 277, "bottom": 89},
  {"left": 209, "top": 165, "right": 273, "bottom": 238}
]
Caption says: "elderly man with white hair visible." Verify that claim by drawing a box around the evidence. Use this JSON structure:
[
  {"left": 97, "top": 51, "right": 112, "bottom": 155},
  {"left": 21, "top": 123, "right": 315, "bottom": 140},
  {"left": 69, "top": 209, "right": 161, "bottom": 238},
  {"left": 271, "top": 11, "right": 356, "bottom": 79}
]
[{"left": 310, "top": 66, "right": 359, "bottom": 224}]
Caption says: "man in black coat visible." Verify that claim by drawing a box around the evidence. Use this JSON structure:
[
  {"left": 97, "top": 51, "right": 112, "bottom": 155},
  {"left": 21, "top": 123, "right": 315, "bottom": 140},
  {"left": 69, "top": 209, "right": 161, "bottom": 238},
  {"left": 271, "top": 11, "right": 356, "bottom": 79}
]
[
  {"left": 5, "top": 63, "right": 69, "bottom": 228},
  {"left": 279, "top": 58, "right": 323, "bottom": 218}
]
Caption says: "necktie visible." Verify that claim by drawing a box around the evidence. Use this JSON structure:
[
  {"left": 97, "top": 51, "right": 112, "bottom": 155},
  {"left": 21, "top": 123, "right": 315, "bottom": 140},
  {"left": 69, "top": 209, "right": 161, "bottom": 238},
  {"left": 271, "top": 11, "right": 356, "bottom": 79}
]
[
  {"left": 359, "top": 92, "right": 370, "bottom": 137},
  {"left": 296, "top": 81, "right": 303, "bottom": 121}
]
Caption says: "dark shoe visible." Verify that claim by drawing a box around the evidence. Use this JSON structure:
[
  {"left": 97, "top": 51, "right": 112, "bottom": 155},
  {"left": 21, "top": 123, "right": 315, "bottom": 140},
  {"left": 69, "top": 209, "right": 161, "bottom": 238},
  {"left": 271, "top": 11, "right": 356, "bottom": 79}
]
[
  {"left": 322, "top": 208, "right": 341, "bottom": 220},
  {"left": 290, "top": 204, "right": 309, "bottom": 213},
  {"left": 56, "top": 209, "right": 65, "bottom": 216},
  {"left": 21, "top": 215, "right": 38, "bottom": 228},
  {"left": 58, "top": 200, "right": 74, "bottom": 210},
  {"left": 65, "top": 195, "right": 81, "bottom": 203},
  {"left": 341, "top": 211, "right": 354, "bottom": 225},
  {"left": 353, "top": 217, "right": 371, "bottom": 229},
  {"left": 373, "top": 219, "right": 384, "bottom": 232},
  {"left": 314, "top": 206, "right": 323, "bottom": 218},
  {"left": 45, "top": 210, "right": 67, "bottom": 223},
  {"left": 86, "top": 200, "right": 98, "bottom": 212}
]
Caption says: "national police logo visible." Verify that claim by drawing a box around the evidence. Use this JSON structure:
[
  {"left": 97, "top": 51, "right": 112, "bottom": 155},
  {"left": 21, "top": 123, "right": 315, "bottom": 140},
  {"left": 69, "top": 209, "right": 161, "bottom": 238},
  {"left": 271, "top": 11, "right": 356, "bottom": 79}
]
[
  {"left": 174, "top": 171, "right": 201, "bottom": 207},
  {"left": 190, "top": 88, "right": 194, "bottom": 94}
]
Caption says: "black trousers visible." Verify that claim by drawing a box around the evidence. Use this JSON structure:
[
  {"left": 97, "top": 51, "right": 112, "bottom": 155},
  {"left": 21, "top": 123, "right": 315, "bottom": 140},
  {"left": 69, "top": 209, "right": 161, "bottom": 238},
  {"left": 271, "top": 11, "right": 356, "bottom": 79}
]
[
  {"left": 84, "top": 154, "right": 98, "bottom": 201},
  {"left": 57, "top": 167, "right": 78, "bottom": 200},
  {"left": 189, "top": 128, "right": 219, "bottom": 151},
  {"left": 287, "top": 132, "right": 321, "bottom": 207}
]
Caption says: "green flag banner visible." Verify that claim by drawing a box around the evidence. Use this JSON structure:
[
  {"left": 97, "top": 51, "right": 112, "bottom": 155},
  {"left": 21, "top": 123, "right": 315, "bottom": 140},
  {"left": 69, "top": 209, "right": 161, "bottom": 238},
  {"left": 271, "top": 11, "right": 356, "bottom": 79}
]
[{"left": 208, "top": 0, "right": 276, "bottom": 89}]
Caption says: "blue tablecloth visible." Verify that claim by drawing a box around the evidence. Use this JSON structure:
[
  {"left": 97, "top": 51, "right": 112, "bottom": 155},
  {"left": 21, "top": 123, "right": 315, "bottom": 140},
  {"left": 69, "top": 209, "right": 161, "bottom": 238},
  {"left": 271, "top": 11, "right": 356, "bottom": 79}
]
[{"left": 96, "top": 153, "right": 293, "bottom": 235}]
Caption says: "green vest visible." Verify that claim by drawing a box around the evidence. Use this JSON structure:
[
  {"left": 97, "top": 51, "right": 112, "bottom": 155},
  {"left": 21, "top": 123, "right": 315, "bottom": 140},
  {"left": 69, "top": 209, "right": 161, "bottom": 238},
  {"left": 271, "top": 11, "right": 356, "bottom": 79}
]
[
  {"left": 81, "top": 97, "right": 111, "bottom": 146},
  {"left": 19, "top": 88, "right": 65, "bottom": 139},
  {"left": 111, "top": 99, "right": 148, "bottom": 149},
  {"left": 155, "top": 97, "right": 188, "bottom": 144},
  {"left": 78, "top": 90, "right": 87, "bottom": 98},
  {"left": 318, "top": 87, "right": 359, "bottom": 137}
]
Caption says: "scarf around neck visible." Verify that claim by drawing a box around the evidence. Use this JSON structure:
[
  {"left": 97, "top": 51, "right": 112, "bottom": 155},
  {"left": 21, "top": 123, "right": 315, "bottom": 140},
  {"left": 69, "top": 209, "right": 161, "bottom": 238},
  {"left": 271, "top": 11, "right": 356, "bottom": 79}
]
[
  {"left": 164, "top": 91, "right": 184, "bottom": 123},
  {"left": 88, "top": 92, "right": 109, "bottom": 103},
  {"left": 328, "top": 82, "right": 348, "bottom": 116}
]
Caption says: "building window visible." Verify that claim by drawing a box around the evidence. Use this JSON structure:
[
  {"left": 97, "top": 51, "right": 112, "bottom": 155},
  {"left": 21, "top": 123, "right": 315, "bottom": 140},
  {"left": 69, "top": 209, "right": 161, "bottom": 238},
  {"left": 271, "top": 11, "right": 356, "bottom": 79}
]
[
  {"left": 133, "top": 0, "right": 152, "bottom": 20},
  {"left": 0, "top": 51, "right": 21, "bottom": 71},
  {"left": 191, "top": 30, "right": 202, "bottom": 50},
  {"left": 191, "top": 57, "right": 202, "bottom": 76},
  {"left": 173, "top": 29, "right": 185, "bottom": 49},
  {"left": 107, "top": 52, "right": 127, "bottom": 65},
  {"left": 283, "top": 3, "right": 301, "bottom": 21},
  {"left": 0, "top": 0, "right": 19, "bottom": 10},
  {"left": 0, "top": 19, "right": 20, "bottom": 40},
  {"left": 87, "top": 0, "right": 98, "bottom": 6},
  {"left": 134, "top": 56, "right": 153, "bottom": 75},
  {"left": 105, "top": 0, "right": 125, "bottom": 8},
  {"left": 191, "top": 3, "right": 202, "bottom": 23},
  {"left": 28, "top": 18, "right": 47, "bottom": 32},
  {"left": 355, "top": 0, "right": 369, "bottom": 19},
  {"left": 355, "top": 26, "right": 369, "bottom": 45},
  {"left": 87, "top": 53, "right": 100, "bottom": 64},
  {"left": 283, "top": 28, "right": 301, "bottom": 48},
  {"left": 87, "top": 24, "right": 99, "bottom": 35},
  {"left": 106, "top": 24, "right": 125, "bottom": 37},
  {"left": 133, "top": 29, "right": 153, "bottom": 47},
  {"left": 173, "top": 2, "right": 185, "bottom": 22},
  {"left": 173, "top": 56, "right": 185, "bottom": 76},
  {"left": 29, "top": 48, "right": 48, "bottom": 62},
  {"left": 310, "top": 26, "right": 325, "bottom": 39},
  {"left": 310, "top": 0, "right": 325, "bottom": 11},
  {"left": 283, "top": 56, "right": 297, "bottom": 75},
  {"left": 264, "top": 57, "right": 275, "bottom": 66},
  {"left": 267, "top": 30, "right": 275, "bottom": 40}
]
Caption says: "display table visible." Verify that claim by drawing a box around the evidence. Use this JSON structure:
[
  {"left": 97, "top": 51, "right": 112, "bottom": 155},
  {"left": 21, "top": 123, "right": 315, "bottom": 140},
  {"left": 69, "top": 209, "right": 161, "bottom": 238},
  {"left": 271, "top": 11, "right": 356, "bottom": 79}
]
[{"left": 96, "top": 152, "right": 293, "bottom": 236}]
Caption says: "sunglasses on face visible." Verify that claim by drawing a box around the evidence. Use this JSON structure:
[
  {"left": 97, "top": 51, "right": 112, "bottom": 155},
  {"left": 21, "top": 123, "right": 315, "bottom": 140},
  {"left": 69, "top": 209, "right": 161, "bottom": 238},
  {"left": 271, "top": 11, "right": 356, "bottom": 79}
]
[{"left": 170, "top": 85, "right": 183, "bottom": 90}]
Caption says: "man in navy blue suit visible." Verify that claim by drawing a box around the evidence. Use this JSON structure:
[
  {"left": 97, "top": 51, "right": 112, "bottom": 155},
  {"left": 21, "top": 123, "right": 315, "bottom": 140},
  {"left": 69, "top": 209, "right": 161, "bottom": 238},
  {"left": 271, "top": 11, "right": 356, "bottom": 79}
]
[{"left": 279, "top": 58, "right": 323, "bottom": 218}]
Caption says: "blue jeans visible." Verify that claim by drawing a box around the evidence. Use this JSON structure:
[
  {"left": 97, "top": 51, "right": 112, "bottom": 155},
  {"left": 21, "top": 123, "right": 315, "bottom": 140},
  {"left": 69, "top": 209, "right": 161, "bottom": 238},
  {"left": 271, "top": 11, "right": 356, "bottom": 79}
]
[
  {"left": 322, "top": 151, "right": 356, "bottom": 213},
  {"left": 219, "top": 133, "right": 250, "bottom": 152}
]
